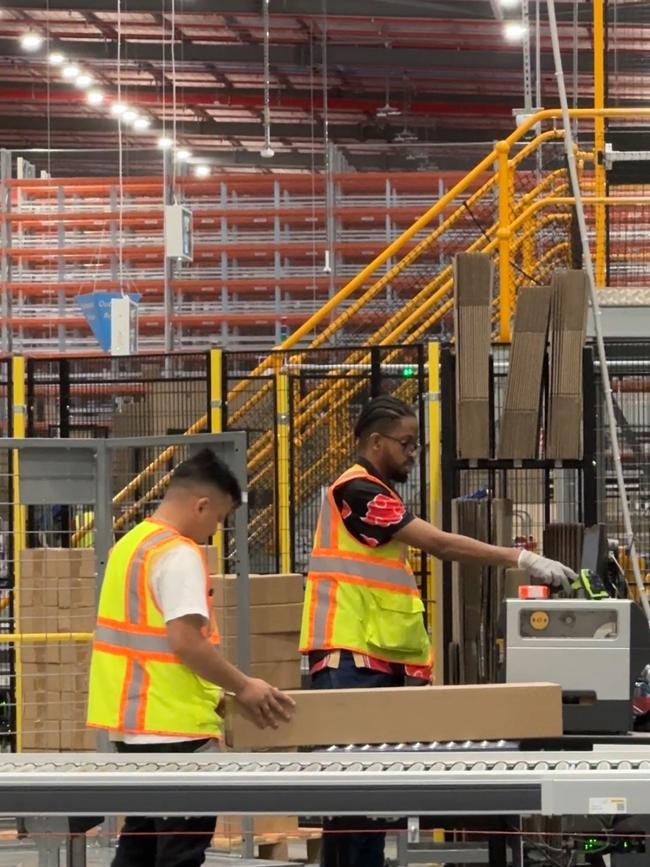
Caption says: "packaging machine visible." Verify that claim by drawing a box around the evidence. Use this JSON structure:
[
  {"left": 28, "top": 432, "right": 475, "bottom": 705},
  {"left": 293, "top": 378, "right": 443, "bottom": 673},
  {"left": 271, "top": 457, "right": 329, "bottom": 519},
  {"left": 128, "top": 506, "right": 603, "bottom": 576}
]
[{"left": 6, "top": 745, "right": 650, "bottom": 867}]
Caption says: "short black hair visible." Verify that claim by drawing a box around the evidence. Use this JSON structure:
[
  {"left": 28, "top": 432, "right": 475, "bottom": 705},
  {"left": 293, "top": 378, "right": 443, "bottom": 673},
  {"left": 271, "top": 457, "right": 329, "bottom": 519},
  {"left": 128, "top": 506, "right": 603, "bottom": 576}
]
[
  {"left": 354, "top": 395, "right": 417, "bottom": 440},
  {"left": 169, "top": 448, "right": 242, "bottom": 507}
]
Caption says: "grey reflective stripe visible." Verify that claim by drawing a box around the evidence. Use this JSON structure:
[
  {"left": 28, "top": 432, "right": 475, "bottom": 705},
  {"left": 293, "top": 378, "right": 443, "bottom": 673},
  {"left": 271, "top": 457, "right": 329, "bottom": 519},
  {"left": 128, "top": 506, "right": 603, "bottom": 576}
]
[
  {"left": 309, "top": 554, "right": 418, "bottom": 590},
  {"left": 94, "top": 624, "right": 172, "bottom": 655},
  {"left": 311, "top": 578, "right": 334, "bottom": 647},
  {"left": 318, "top": 495, "right": 332, "bottom": 547},
  {"left": 127, "top": 529, "right": 177, "bottom": 623},
  {"left": 122, "top": 659, "right": 146, "bottom": 731}
]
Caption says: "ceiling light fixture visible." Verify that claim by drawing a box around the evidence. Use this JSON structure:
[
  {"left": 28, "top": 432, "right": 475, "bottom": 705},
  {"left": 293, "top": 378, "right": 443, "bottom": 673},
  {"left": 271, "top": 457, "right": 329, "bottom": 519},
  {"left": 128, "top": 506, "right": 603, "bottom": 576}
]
[
  {"left": 110, "top": 102, "right": 129, "bottom": 116},
  {"left": 503, "top": 21, "right": 527, "bottom": 42},
  {"left": 194, "top": 165, "right": 210, "bottom": 178},
  {"left": 86, "top": 89, "right": 104, "bottom": 106},
  {"left": 75, "top": 73, "right": 93, "bottom": 89},
  {"left": 260, "top": 145, "right": 275, "bottom": 158},
  {"left": 133, "top": 116, "right": 151, "bottom": 131},
  {"left": 175, "top": 148, "right": 192, "bottom": 161},
  {"left": 48, "top": 51, "right": 66, "bottom": 65},
  {"left": 158, "top": 136, "right": 174, "bottom": 150},
  {"left": 499, "top": 0, "right": 522, "bottom": 7},
  {"left": 20, "top": 32, "right": 43, "bottom": 52},
  {"left": 62, "top": 64, "right": 80, "bottom": 80},
  {"left": 122, "top": 109, "right": 138, "bottom": 123}
]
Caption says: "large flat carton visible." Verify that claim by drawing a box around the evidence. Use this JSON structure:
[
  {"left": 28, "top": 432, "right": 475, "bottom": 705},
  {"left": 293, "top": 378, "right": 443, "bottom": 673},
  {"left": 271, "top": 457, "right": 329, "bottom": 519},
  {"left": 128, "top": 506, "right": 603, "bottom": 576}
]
[{"left": 225, "top": 682, "right": 563, "bottom": 750}]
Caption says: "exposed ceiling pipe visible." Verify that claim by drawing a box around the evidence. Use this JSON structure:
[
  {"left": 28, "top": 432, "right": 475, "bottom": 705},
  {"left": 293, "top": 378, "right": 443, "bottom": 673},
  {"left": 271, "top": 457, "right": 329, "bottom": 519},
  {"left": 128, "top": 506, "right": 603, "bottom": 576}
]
[{"left": 0, "top": 87, "right": 514, "bottom": 115}]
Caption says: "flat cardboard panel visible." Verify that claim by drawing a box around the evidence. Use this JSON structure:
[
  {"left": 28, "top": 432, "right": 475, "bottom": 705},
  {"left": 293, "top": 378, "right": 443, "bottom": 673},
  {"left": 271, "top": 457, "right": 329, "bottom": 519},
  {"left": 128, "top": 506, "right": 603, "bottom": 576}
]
[
  {"left": 454, "top": 252, "right": 492, "bottom": 459},
  {"left": 547, "top": 270, "right": 588, "bottom": 459},
  {"left": 498, "top": 286, "right": 552, "bottom": 459},
  {"left": 225, "top": 682, "right": 563, "bottom": 749}
]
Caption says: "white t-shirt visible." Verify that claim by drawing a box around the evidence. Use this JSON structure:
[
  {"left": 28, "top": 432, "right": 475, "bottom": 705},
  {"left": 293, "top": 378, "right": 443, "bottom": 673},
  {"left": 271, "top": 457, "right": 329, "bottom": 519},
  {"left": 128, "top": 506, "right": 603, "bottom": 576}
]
[{"left": 113, "top": 541, "right": 211, "bottom": 745}]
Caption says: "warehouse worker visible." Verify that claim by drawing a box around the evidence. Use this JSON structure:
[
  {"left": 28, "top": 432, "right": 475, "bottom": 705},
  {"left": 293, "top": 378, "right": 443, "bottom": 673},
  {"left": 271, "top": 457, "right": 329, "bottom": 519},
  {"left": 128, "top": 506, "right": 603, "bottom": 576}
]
[
  {"left": 87, "top": 448, "right": 295, "bottom": 867},
  {"left": 300, "top": 394, "right": 576, "bottom": 867}
]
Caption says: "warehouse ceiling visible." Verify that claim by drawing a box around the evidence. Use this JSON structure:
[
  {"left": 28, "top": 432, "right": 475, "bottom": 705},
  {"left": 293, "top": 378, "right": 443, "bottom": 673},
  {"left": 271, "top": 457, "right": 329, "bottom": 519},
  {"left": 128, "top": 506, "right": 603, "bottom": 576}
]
[{"left": 0, "top": 0, "right": 645, "bottom": 173}]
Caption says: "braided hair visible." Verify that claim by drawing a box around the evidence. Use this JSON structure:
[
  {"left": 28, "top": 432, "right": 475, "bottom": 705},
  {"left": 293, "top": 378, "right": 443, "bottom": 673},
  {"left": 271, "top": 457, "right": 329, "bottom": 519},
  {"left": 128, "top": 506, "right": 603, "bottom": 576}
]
[{"left": 354, "top": 394, "right": 417, "bottom": 441}]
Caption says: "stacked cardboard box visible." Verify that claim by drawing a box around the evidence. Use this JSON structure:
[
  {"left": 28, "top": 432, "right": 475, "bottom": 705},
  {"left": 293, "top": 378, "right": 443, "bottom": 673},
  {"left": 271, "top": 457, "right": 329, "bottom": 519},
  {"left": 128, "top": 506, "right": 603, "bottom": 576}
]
[
  {"left": 19, "top": 548, "right": 96, "bottom": 752},
  {"left": 212, "top": 573, "right": 304, "bottom": 690}
]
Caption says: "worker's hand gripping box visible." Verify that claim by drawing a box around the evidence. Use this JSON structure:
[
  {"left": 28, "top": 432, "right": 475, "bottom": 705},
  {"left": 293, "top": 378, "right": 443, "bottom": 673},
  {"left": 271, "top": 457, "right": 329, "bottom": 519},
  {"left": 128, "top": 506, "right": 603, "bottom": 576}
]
[{"left": 225, "top": 682, "right": 563, "bottom": 750}]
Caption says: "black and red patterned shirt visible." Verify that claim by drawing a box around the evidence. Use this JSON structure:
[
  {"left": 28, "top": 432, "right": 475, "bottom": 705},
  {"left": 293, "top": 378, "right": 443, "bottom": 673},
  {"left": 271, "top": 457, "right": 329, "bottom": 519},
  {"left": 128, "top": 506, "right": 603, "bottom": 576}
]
[{"left": 332, "top": 458, "right": 415, "bottom": 547}]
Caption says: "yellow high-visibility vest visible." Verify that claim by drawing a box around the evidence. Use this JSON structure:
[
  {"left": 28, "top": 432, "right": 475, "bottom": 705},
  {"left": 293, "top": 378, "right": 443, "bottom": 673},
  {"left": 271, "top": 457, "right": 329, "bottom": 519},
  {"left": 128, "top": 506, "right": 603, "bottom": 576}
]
[
  {"left": 300, "top": 464, "right": 431, "bottom": 666},
  {"left": 87, "top": 518, "right": 222, "bottom": 739}
]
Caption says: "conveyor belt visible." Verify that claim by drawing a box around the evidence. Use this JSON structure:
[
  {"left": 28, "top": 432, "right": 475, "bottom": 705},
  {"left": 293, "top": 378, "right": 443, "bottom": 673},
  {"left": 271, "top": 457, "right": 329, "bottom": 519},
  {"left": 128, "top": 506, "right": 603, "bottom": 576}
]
[{"left": 1, "top": 749, "right": 650, "bottom": 818}]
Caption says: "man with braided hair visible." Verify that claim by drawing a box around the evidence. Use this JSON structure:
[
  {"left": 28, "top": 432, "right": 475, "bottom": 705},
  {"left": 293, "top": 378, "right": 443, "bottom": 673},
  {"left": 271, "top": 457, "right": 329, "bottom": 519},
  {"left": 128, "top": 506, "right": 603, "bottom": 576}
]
[{"left": 300, "top": 394, "right": 576, "bottom": 867}]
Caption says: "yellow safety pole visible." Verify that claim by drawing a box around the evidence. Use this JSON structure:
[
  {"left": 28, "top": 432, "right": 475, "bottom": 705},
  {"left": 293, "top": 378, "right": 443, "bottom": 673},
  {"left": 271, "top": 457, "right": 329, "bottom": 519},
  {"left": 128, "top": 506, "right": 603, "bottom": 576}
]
[
  {"left": 11, "top": 356, "right": 26, "bottom": 752},
  {"left": 427, "top": 341, "right": 443, "bottom": 684},
  {"left": 209, "top": 349, "right": 225, "bottom": 574},
  {"left": 275, "top": 372, "right": 292, "bottom": 574},
  {"left": 594, "top": 0, "right": 607, "bottom": 288},
  {"left": 497, "top": 142, "right": 513, "bottom": 341}
]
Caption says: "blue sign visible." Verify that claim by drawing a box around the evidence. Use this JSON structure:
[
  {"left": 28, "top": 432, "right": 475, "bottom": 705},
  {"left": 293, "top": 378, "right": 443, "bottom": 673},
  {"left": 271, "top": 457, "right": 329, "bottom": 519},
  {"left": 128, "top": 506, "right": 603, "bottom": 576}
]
[{"left": 75, "top": 292, "right": 141, "bottom": 352}]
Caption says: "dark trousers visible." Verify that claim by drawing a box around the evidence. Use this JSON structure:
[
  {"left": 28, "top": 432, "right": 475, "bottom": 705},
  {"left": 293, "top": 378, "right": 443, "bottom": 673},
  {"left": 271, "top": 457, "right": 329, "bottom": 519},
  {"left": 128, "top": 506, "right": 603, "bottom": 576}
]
[
  {"left": 311, "top": 651, "right": 405, "bottom": 867},
  {"left": 111, "top": 739, "right": 217, "bottom": 867}
]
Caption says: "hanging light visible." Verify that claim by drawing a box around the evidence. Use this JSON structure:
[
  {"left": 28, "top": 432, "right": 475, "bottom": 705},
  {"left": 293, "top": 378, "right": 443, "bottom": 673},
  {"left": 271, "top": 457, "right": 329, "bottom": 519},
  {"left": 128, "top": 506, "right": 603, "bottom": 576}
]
[
  {"left": 20, "top": 32, "right": 43, "bottom": 52},
  {"left": 158, "top": 136, "right": 174, "bottom": 149},
  {"left": 86, "top": 89, "right": 104, "bottom": 106},
  {"left": 122, "top": 108, "right": 138, "bottom": 123},
  {"left": 62, "top": 64, "right": 80, "bottom": 80},
  {"left": 75, "top": 73, "right": 93, "bottom": 89},
  {"left": 48, "top": 51, "right": 66, "bottom": 66},
  {"left": 133, "top": 116, "right": 151, "bottom": 131},
  {"left": 194, "top": 165, "right": 210, "bottom": 178},
  {"left": 175, "top": 148, "right": 192, "bottom": 161},
  {"left": 260, "top": 146, "right": 275, "bottom": 159},
  {"left": 503, "top": 21, "right": 527, "bottom": 42},
  {"left": 110, "top": 102, "right": 129, "bottom": 116},
  {"left": 499, "top": 0, "right": 521, "bottom": 7}
]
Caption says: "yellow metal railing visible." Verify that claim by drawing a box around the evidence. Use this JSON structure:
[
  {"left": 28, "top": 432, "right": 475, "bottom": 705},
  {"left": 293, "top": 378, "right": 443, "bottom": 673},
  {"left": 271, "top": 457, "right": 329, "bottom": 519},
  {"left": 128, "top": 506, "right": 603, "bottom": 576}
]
[{"left": 70, "top": 107, "right": 650, "bottom": 555}]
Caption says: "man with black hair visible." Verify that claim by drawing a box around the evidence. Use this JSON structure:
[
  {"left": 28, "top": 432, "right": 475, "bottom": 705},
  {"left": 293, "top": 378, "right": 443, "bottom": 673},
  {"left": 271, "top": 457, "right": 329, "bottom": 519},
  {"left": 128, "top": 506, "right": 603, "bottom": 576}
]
[
  {"left": 300, "top": 395, "right": 576, "bottom": 867},
  {"left": 88, "top": 448, "right": 294, "bottom": 867}
]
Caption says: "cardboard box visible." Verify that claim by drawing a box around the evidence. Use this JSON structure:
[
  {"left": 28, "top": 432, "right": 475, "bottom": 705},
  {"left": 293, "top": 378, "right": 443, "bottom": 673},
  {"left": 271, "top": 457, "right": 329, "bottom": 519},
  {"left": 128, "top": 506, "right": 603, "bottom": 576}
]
[
  {"left": 212, "top": 574, "right": 303, "bottom": 607},
  {"left": 217, "top": 815, "right": 298, "bottom": 839},
  {"left": 220, "top": 632, "right": 300, "bottom": 663},
  {"left": 225, "top": 682, "right": 563, "bottom": 750},
  {"left": 219, "top": 604, "right": 303, "bottom": 636},
  {"left": 249, "top": 660, "right": 301, "bottom": 690}
]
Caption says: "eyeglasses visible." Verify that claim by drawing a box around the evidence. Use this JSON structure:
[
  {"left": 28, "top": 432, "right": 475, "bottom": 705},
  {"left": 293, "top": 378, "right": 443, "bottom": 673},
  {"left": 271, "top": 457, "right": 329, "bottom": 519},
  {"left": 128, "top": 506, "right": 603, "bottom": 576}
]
[{"left": 380, "top": 434, "right": 420, "bottom": 455}]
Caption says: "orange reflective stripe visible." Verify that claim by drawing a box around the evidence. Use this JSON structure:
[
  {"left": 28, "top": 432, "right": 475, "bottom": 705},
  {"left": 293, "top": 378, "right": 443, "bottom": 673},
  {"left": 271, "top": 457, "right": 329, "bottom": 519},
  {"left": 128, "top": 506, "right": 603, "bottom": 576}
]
[
  {"left": 93, "top": 641, "right": 177, "bottom": 665},
  {"left": 97, "top": 615, "right": 167, "bottom": 636}
]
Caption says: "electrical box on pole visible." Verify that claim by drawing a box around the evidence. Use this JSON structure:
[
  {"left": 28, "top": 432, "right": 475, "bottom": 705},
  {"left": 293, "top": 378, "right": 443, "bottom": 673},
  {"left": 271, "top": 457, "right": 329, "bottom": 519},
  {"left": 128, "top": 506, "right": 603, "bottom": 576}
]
[{"left": 164, "top": 204, "right": 193, "bottom": 261}]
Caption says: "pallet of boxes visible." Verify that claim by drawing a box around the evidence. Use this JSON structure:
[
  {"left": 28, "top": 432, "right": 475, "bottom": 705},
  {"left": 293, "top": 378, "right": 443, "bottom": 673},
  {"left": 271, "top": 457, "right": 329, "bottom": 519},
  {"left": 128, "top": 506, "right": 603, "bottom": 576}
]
[
  {"left": 19, "top": 548, "right": 96, "bottom": 752},
  {"left": 210, "top": 562, "right": 314, "bottom": 860}
]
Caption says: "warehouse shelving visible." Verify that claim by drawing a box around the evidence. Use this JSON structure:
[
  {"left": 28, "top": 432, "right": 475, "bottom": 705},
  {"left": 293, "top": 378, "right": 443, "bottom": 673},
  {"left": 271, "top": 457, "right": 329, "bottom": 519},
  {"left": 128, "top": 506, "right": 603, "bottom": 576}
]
[{"left": 0, "top": 169, "right": 485, "bottom": 353}]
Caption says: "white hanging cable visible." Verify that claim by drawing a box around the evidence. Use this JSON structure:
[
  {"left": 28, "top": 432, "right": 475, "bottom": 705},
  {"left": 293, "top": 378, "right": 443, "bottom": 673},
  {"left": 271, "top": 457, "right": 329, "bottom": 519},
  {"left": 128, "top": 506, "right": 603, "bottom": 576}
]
[
  {"left": 546, "top": 0, "right": 650, "bottom": 621},
  {"left": 261, "top": 0, "right": 273, "bottom": 157},
  {"left": 116, "top": 0, "right": 125, "bottom": 296},
  {"left": 171, "top": 0, "right": 177, "bottom": 192},
  {"left": 321, "top": 0, "right": 333, "bottom": 277},
  {"left": 309, "top": 23, "right": 318, "bottom": 317}
]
